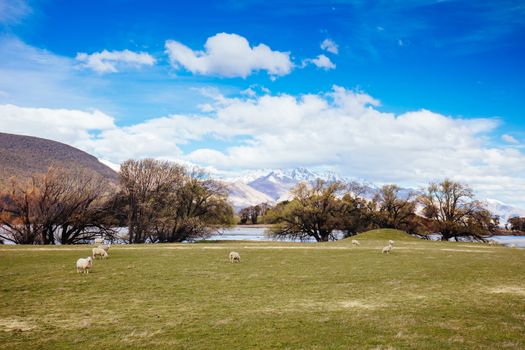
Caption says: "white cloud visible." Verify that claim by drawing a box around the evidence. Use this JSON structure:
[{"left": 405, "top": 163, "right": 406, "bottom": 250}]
[
  {"left": 76, "top": 49, "right": 156, "bottom": 73},
  {"left": 164, "top": 33, "right": 293, "bottom": 78},
  {"left": 320, "top": 38, "right": 339, "bottom": 54},
  {"left": 302, "top": 54, "right": 336, "bottom": 70},
  {"left": 502, "top": 134, "right": 519, "bottom": 144},
  {"left": 0, "top": 104, "right": 115, "bottom": 145},
  {"left": 3, "top": 87, "right": 525, "bottom": 207}
]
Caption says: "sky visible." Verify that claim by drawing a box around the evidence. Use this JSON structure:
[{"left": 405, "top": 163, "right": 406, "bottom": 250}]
[{"left": 0, "top": 0, "right": 525, "bottom": 206}]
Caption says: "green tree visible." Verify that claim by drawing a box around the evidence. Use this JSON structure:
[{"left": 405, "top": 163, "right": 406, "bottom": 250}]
[
  {"left": 339, "top": 182, "right": 376, "bottom": 236},
  {"left": 373, "top": 185, "right": 418, "bottom": 232},
  {"left": 266, "top": 180, "right": 345, "bottom": 242},
  {"left": 419, "top": 179, "right": 494, "bottom": 241}
]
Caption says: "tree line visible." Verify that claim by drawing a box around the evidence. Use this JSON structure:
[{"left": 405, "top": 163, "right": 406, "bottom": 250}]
[
  {"left": 0, "top": 159, "right": 234, "bottom": 244},
  {"left": 0, "top": 159, "right": 518, "bottom": 245},
  {"left": 258, "top": 179, "right": 501, "bottom": 242}
]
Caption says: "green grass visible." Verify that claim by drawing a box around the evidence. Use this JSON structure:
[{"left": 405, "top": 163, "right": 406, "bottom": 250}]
[{"left": 1, "top": 229, "right": 524, "bottom": 349}]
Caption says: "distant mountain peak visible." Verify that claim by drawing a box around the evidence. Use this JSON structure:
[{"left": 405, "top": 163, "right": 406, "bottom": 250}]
[
  {"left": 233, "top": 167, "right": 345, "bottom": 185},
  {"left": 223, "top": 167, "right": 525, "bottom": 221}
]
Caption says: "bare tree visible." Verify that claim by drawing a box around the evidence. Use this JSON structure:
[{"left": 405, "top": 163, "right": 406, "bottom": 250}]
[
  {"left": 119, "top": 159, "right": 184, "bottom": 243},
  {"left": 0, "top": 167, "right": 116, "bottom": 244},
  {"left": 118, "top": 160, "right": 234, "bottom": 243}
]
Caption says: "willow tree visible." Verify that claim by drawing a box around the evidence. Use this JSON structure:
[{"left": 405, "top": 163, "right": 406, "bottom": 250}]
[
  {"left": 266, "top": 180, "right": 345, "bottom": 242},
  {"left": 419, "top": 179, "right": 495, "bottom": 241},
  {"left": 373, "top": 184, "right": 418, "bottom": 233}
]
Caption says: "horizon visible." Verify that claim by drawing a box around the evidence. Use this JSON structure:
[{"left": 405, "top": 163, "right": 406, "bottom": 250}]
[{"left": 1, "top": 0, "right": 525, "bottom": 207}]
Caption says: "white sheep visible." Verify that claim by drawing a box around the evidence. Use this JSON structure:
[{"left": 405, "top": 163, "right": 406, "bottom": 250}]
[
  {"left": 98, "top": 244, "right": 110, "bottom": 253},
  {"left": 351, "top": 239, "right": 360, "bottom": 246},
  {"left": 488, "top": 240, "right": 497, "bottom": 245},
  {"left": 382, "top": 243, "right": 393, "bottom": 254},
  {"left": 76, "top": 257, "right": 93, "bottom": 274},
  {"left": 94, "top": 238, "right": 104, "bottom": 245},
  {"left": 92, "top": 247, "right": 108, "bottom": 259},
  {"left": 229, "top": 251, "right": 241, "bottom": 263},
  {"left": 389, "top": 240, "right": 395, "bottom": 246}
]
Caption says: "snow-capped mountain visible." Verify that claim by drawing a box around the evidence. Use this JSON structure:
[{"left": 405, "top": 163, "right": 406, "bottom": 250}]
[
  {"left": 246, "top": 167, "right": 344, "bottom": 201},
  {"left": 222, "top": 167, "right": 346, "bottom": 210},
  {"left": 222, "top": 181, "right": 275, "bottom": 211},
  {"left": 223, "top": 168, "right": 525, "bottom": 223},
  {"left": 484, "top": 199, "right": 525, "bottom": 225}
]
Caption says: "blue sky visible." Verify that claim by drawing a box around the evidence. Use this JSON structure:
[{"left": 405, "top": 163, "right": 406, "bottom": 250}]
[{"left": 1, "top": 0, "right": 525, "bottom": 205}]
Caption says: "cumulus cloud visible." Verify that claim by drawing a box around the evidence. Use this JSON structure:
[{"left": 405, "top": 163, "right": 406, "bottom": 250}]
[
  {"left": 302, "top": 54, "right": 336, "bottom": 70},
  {"left": 164, "top": 33, "right": 293, "bottom": 78},
  {"left": 320, "top": 38, "right": 339, "bottom": 54},
  {"left": 76, "top": 49, "right": 156, "bottom": 73},
  {"left": 3, "top": 87, "right": 525, "bottom": 206},
  {"left": 0, "top": 104, "right": 115, "bottom": 145}
]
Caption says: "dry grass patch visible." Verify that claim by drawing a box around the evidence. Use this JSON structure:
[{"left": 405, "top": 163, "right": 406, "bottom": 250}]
[
  {"left": 0, "top": 317, "right": 36, "bottom": 332},
  {"left": 488, "top": 286, "right": 525, "bottom": 296}
]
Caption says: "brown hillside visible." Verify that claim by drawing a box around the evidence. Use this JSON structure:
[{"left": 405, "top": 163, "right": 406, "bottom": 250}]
[{"left": 0, "top": 132, "right": 118, "bottom": 186}]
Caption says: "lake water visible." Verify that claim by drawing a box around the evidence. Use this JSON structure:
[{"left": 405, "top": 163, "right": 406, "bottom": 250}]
[
  {"left": 490, "top": 235, "right": 525, "bottom": 248},
  {"left": 209, "top": 228, "right": 525, "bottom": 247},
  {"left": 2, "top": 226, "right": 524, "bottom": 246},
  {"left": 203, "top": 226, "right": 319, "bottom": 242}
]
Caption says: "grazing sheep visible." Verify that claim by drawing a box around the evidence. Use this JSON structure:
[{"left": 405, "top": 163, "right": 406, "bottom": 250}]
[
  {"left": 389, "top": 240, "right": 395, "bottom": 246},
  {"left": 94, "top": 238, "right": 104, "bottom": 245},
  {"left": 92, "top": 247, "right": 108, "bottom": 259},
  {"left": 229, "top": 251, "right": 241, "bottom": 263},
  {"left": 488, "top": 240, "right": 497, "bottom": 245},
  {"left": 382, "top": 243, "right": 393, "bottom": 254},
  {"left": 76, "top": 257, "right": 93, "bottom": 274},
  {"left": 351, "top": 239, "right": 360, "bottom": 246},
  {"left": 98, "top": 244, "right": 110, "bottom": 253}
]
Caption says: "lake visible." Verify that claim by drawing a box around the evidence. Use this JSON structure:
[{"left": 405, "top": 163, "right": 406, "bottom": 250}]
[
  {"left": 2, "top": 225, "right": 524, "bottom": 246},
  {"left": 203, "top": 226, "right": 319, "bottom": 242}
]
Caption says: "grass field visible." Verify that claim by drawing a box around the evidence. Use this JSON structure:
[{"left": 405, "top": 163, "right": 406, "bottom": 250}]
[{"left": 1, "top": 229, "right": 524, "bottom": 349}]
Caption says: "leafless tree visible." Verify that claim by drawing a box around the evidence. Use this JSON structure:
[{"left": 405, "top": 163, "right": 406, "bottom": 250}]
[
  {"left": 119, "top": 159, "right": 184, "bottom": 243},
  {"left": 0, "top": 167, "right": 116, "bottom": 244},
  {"left": 119, "top": 160, "right": 234, "bottom": 243}
]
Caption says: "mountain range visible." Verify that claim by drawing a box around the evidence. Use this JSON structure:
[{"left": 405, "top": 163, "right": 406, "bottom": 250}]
[{"left": 222, "top": 168, "right": 525, "bottom": 224}]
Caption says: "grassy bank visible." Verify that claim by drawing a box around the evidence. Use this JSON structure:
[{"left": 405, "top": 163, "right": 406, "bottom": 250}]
[{"left": 0, "top": 229, "right": 524, "bottom": 349}]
